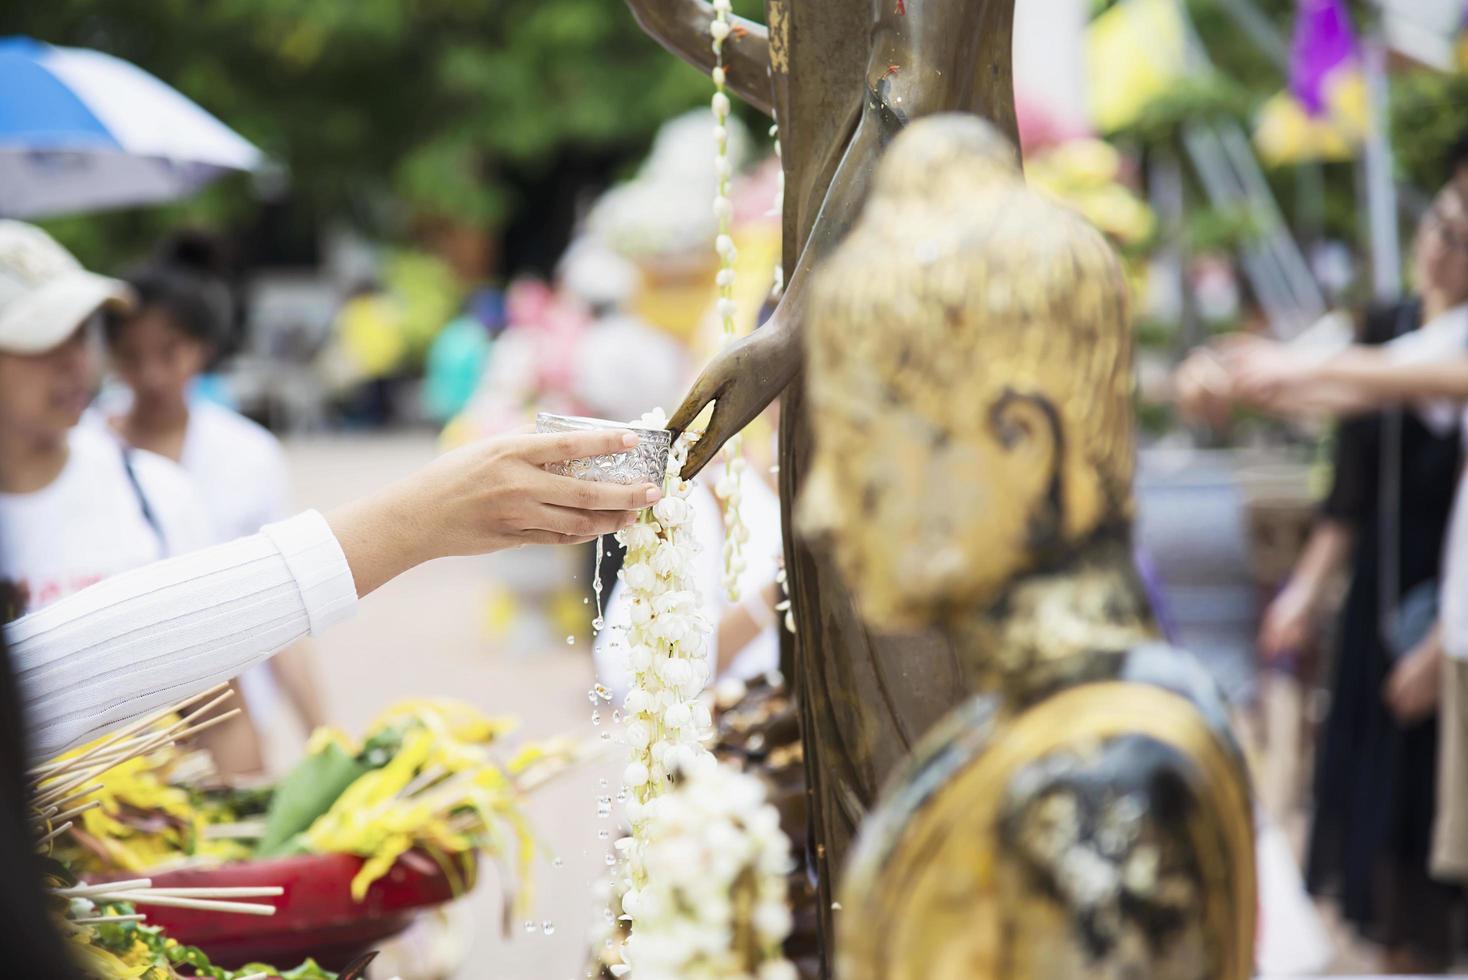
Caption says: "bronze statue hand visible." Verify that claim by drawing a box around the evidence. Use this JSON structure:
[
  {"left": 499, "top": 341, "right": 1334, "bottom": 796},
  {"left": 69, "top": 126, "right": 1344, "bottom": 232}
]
[
  {"left": 669, "top": 316, "right": 800, "bottom": 478},
  {"left": 623, "top": 0, "right": 774, "bottom": 116}
]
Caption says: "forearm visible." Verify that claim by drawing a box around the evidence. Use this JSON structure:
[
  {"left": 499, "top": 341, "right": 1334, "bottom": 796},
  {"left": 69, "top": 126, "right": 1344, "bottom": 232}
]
[
  {"left": 782, "top": 0, "right": 1015, "bottom": 313},
  {"left": 8, "top": 511, "right": 356, "bottom": 761},
  {"left": 268, "top": 641, "right": 329, "bottom": 731},
  {"left": 625, "top": 0, "right": 773, "bottom": 115},
  {"left": 324, "top": 480, "right": 438, "bottom": 599},
  {"left": 1316, "top": 347, "right": 1468, "bottom": 407},
  {"left": 715, "top": 581, "right": 779, "bottom": 673},
  {"left": 1288, "top": 519, "right": 1354, "bottom": 601}
]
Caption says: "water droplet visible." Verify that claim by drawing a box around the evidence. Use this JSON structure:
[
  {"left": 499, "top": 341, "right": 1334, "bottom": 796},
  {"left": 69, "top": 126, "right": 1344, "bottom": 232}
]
[
  {"left": 604, "top": 852, "right": 617, "bottom": 866},
  {"left": 542, "top": 921, "right": 556, "bottom": 936},
  {"left": 583, "top": 597, "right": 589, "bottom": 604},
  {"left": 594, "top": 684, "right": 613, "bottom": 702},
  {"left": 591, "top": 710, "right": 601, "bottom": 726},
  {"left": 566, "top": 635, "right": 576, "bottom": 645},
  {"left": 616, "top": 789, "right": 628, "bottom": 803},
  {"left": 592, "top": 616, "right": 605, "bottom": 631},
  {"left": 552, "top": 856, "right": 565, "bottom": 868},
  {"left": 597, "top": 829, "right": 610, "bottom": 839},
  {"left": 598, "top": 777, "right": 608, "bottom": 789},
  {"left": 524, "top": 919, "right": 536, "bottom": 933},
  {"left": 600, "top": 731, "right": 612, "bottom": 741},
  {"left": 611, "top": 709, "right": 623, "bottom": 723}
]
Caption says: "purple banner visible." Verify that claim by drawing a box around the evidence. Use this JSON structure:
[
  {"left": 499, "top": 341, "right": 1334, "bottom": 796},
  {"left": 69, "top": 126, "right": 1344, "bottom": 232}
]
[{"left": 1289, "top": 0, "right": 1359, "bottom": 117}]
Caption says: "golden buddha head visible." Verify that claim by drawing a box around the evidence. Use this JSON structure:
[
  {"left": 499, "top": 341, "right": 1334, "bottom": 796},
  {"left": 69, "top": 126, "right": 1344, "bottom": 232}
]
[{"left": 798, "top": 114, "right": 1136, "bottom": 632}]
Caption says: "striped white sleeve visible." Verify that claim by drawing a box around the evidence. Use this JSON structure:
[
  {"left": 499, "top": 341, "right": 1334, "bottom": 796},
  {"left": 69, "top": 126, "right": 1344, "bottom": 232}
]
[{"left": 6, "top": 510, "right": 358, "bottom": 762}]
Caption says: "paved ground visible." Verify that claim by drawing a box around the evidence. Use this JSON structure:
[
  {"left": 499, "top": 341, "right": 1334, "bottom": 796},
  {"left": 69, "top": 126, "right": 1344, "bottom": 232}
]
[
  {"left": 279, "top": 432, "right": 1386, "bottom": 979},
  {"left": 281, "top": 432, "right": 616, "bottom": 980}
]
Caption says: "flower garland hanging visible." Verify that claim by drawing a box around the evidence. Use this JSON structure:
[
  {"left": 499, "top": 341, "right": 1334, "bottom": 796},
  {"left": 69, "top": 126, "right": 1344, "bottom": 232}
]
[
  {"left": 619, "top": 763, "right": 797, "bottom": 980},
  {"left": 710, "top": 0, "right": 749, "bottom": 604},
  {"left": 606, "top": 409, "right": 717, "bottom": 974},
  {"left": 768, "top": 116, "right": 785, "bottom": 301}
]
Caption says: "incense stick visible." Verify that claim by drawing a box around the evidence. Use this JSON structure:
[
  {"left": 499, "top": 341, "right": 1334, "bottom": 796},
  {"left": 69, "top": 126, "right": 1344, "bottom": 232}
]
[
  {"left": 96, "top": 892, "right": 277, "bottom": 916},
  {"left": 131, "top": 886, "right": 283, "bottom": 899},
  {"left": 36, "top": 821, "right": 74, "bottom": 847},
  {"left": 28, "top": 683, "right": 231, "bottom": 779},
  {"left": 70, "top": 913, "right": 147, "bottom": 925},
  {"left": 55, "top": 878, "right": 152, "bottom": 898}
]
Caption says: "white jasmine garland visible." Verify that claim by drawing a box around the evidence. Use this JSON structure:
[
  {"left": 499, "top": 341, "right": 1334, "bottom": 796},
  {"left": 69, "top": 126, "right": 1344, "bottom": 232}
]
[
  {"left": 707, "top": 0, "right": 748, "bottom": 605},
  {"left": 610, "top": 408, "right": 719, "bottom": 974},
  {"left": 619, "top": 763, "right": 797, "bottom": 980}
]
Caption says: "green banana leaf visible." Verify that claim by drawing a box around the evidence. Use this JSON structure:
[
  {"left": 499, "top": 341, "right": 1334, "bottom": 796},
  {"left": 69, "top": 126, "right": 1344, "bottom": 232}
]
[{"left": 255, "top": 743, "right": 368, "bottom": 858}]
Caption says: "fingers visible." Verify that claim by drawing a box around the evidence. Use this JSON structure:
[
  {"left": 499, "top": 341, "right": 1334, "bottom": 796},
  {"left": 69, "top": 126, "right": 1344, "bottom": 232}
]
[
  {"left": 679, "top": 402, "right": 729, "bottom": 479},
  {"left": 516, "top": 429, "right": 640, "bottom": 465},
  {"left": 534, "top": 470, "right": 661, "bottom": 511},
  {"left": 1382, "top": 665, "right": 1427, "bottom": 723},
  {"left": 526, "top": 504, "right": 639, "bottom": 538},
  {"left": 517, "top": 530, "right": 600, "bottom": 547},
  {"left": 669, "top": 384, "right": 716, "bottom": 437}
]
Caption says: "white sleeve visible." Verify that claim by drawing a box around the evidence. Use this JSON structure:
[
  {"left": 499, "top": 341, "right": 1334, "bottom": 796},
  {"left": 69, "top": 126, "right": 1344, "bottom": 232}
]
[
  {"left": 1386, "top": 314, "right": 1468, "bottom": 435},
  {"left": 6, "top": 509, "right": 357, "bottom": 762}
]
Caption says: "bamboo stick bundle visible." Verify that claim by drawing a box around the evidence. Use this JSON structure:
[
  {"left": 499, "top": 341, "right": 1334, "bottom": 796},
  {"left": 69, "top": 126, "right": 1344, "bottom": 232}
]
[
  {"left": 58, "top": 880, "right": 284, "bottom": 918},
  {"left": 28, "top": 683, "right": 231, "bottom": 780}
]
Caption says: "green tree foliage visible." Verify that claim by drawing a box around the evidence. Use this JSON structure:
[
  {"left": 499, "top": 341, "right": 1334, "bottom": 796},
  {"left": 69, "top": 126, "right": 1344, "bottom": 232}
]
[{"left": 5, "top": 0, "right": 764, "bottom": 264}]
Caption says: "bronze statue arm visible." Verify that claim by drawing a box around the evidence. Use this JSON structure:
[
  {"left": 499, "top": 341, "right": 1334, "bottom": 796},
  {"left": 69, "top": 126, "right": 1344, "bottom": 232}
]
[
  {"left": 670, "top": 0, "right": 1014, "bottom": 477},
  {"left": 625, "top": 0, "right": 774, "bottom": 117}
]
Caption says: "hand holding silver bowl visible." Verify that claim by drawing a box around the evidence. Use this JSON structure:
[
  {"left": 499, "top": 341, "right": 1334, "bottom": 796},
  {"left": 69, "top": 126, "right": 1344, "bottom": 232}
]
[{"left": 535, "top": 413, "right": 672, "bottom": 486}]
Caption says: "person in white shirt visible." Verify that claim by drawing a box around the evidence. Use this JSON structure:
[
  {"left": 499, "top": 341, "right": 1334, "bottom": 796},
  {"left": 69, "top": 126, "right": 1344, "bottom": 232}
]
[
  {"left": 100, "top": 264, "right": 321, "bottom": 773},
  {"left": 1183, "top": 180, "right": 1468, "bottom": 895},
  {"left": 0, "top": 224, "right": 213, "bottom": 619}
]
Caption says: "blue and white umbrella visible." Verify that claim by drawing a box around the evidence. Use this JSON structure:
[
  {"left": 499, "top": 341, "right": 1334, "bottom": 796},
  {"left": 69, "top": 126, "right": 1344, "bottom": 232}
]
[{"left": 0, "top": 36, "right": 263, "bottom": 218}]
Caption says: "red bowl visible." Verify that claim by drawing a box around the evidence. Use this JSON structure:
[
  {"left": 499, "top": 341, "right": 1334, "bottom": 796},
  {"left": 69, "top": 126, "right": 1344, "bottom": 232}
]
[{"left": 89, "top": 850, "right": 473, "bottom": 970}]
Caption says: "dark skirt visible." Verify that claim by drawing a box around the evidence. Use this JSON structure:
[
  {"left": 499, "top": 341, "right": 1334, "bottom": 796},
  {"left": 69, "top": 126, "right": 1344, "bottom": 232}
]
[{"left": 1305, "top": 565, "right": 1462, "bottom": 959}]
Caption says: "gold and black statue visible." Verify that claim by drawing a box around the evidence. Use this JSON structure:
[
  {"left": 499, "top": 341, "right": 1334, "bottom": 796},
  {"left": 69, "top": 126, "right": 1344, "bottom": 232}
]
[
  {"left": 625, "top": 2, "right": 1254, "bottom": 977},
  {"left": 798, "top": 114, "right": 1256, "bottom": 980}
]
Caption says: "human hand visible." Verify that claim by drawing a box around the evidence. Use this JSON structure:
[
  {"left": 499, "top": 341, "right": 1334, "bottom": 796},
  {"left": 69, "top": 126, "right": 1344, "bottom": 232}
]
[
  {"left": 1217, "top": 335, "right": 1312, "bottom": 406},
  {"left": 1384, "top": 638, "right": 1442, "bottom": 725},
  {"left": 669, "top": 318, "right": 799, "bottom": 479},
  {"left": 1173, "top": 347, "right": 1235, "bottom": 429},
  {"left": 1257, "top": 581, "right": 1318, "bottom": 662},
  {"left": 329, "top": 429, "right": 661, "bottom": 595}
]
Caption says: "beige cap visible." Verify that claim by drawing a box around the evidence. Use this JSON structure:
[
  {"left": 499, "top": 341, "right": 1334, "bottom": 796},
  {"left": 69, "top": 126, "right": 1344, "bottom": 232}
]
[{"left": 0, "top": 220, "right": 133, "bottom": 355}]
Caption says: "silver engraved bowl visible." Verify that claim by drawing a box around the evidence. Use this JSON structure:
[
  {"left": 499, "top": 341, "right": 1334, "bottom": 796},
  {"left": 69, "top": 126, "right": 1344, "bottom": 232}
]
[{"left": 535, "top": 412, "right": 671, "bottom": 486}]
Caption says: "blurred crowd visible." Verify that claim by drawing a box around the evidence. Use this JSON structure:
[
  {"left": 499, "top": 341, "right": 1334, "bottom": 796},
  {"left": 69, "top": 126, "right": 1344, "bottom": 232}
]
[{"left": 1170, "top": 134, "right": 1468, "bottom": 974}]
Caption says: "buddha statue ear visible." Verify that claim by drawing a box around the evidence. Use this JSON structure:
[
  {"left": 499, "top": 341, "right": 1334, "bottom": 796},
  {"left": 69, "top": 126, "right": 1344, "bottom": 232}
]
[{"left": 986, "top": 389, "right": 1066, "bottom": 555}]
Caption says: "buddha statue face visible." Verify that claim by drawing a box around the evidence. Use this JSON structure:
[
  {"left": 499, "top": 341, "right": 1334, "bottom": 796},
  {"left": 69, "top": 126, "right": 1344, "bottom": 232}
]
[{"left": 798, "top": 115, "right": 1136, "bottom": 632}]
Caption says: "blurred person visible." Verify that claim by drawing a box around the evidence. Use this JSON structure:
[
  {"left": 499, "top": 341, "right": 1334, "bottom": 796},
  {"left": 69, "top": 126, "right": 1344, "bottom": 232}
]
[
  {"left": 0, "top": 222, "right": 212, "bottom": 615},
  {"left": 1175, "top": 179, "right": 1468, "bottom": 972},
  {"left": 99, "top": 264, "right": 326, "bottom": 774},
  {"left": 423, "top": 288, "right": 506, "bottom": 426}
]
